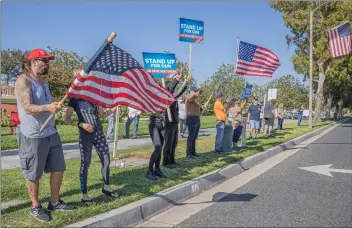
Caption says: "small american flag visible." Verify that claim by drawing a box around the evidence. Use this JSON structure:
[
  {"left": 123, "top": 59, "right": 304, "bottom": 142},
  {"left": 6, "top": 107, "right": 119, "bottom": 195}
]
[
  {"left": 235, "top": 40, "right": 280, "bottom": 78},
  {"left": 67, "top": 43, "right": 175, "bottom": 113},
  {"left": 326, "top": 22, "right": 351, "bottom": 58}
]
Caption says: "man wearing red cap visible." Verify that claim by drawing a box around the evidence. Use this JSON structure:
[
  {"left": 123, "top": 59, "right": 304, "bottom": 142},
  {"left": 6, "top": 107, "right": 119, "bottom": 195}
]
[{"left": 15, "top": 48, "right": 74, "bottom": 222}]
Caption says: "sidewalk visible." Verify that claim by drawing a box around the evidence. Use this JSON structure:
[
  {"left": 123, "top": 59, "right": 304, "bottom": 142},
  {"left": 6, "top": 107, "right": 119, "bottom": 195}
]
[{"left": 1, "top": 128, "right": 217, "bottom": 170}]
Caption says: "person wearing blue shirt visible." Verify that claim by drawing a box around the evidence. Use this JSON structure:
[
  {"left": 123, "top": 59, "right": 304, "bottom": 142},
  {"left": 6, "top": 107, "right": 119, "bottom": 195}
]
[{"left": 247, "top": 97, "right": 262, "bottom": 139}]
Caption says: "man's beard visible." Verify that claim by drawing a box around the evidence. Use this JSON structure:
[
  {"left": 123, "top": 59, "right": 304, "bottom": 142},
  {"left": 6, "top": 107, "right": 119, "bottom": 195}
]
[{"left": 40, "top": 65, "right": 49, "bottom": 75}]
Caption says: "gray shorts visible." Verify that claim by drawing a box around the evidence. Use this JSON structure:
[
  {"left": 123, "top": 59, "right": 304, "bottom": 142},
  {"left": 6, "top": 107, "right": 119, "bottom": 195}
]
[
  {"left": 264, "top": 118, "right": 274, "bottom": 126},
  {"left": 19, "top": 132, "right": 66, "bottom": 180}
]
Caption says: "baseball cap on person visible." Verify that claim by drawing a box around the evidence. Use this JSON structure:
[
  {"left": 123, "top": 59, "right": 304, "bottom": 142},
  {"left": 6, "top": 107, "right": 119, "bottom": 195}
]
[
  {"left": 215, "top": 92, "right": 224, "bottom": 99},
  {"left": 27, "top": 48, "right": 55, "bottom": 61},
  {"left": 190, "top": 86, "right": 199, "bottom": 92}
]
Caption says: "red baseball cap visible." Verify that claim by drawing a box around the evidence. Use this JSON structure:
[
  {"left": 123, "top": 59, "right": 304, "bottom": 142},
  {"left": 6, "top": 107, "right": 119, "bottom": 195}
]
[{"left": 27, "top": 48, "right": 55, "bottom": 61}]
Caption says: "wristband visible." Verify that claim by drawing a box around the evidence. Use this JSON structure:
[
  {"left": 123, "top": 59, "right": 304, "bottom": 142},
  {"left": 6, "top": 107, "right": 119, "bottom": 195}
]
[{"left": 77, "top": 122, "right": 81, "bottom": 127}]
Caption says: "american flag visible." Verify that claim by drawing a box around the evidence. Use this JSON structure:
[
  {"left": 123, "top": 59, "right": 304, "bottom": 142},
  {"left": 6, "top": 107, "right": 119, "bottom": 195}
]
[
  {"left": 326, "top": 22, "right": 351, "bottom": 58},
  {"left": 235, "top": 40, "right": 280, "bottom": 78},
  {"left": 67, "top": 43, "right": 175, "bottom": 113}
]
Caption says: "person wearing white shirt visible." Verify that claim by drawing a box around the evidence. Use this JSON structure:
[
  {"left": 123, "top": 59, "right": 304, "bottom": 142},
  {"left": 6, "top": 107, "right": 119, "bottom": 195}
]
[
  {"left": 106, "top": 109, "right": 116, "bottom": 140},
  {"left": 178, "top": 97, "right": 187, "bottom": 138},
  {"left": 125, "top": 107, "right": 141, "bottom": 139}
]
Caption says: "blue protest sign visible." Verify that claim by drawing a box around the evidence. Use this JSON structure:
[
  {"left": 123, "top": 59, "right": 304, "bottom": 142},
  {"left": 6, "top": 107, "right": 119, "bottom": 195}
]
[
  {"left": 142, "top": 52, "right": 178, "bottom": 78},
  {"left": 240, "top": 83, "right": 253, "bottom": 101},
  {"left": 179, "top": 18, "right": 204, "bottom": 43}
]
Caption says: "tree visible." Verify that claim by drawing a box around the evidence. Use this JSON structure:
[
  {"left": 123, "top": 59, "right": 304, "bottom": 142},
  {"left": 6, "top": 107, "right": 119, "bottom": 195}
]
[
  {"left": 270, "top": 1, "right": 352, "bottom": 122},
  {"left": 264, "top": 75, "right": 309, "bottom": 111},
  {"left": 324, "top": 55, "right": 352, "bottom": 118},
  {"left": 199, "top": 63, "right": 245, "bottom": 114},
  {"left": 45, "top": 46, "right": 87, "bottom": 101},
  {"left": 0, "top": 49, "right": 26, "bottom": 85}
]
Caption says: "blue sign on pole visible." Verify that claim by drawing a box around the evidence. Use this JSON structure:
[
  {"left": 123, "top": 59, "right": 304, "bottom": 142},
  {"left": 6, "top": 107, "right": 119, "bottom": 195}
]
[
  {"left": 179, "top": 18, "right": 204, "bottom": 43},
  {"left": 142, "top": 52, "right": 178, "bottom": 78},
  {"left": 240, "top": 83, "right": 253, "bottom": 101}
]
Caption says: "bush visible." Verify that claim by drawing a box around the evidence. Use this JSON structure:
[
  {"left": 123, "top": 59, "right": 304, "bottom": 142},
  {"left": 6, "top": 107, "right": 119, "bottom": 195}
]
[
  {"left": 55, "top": 109, "right": 78, "bottom": 125},
  {"left": 1, "top": 115, "right": 10, "bottom": 127}
]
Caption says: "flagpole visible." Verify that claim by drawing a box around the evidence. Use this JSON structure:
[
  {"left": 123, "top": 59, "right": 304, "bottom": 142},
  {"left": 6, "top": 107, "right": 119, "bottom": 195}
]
[
  {"left": 234, "top": 38, "right": 240, "bottom": 75},
  {"left": 40, "top": 32, "right": 117, "bottom": 132},
  {"left": 112, "top": 106, "right": 122, "bottom": 167},
  {"left": 189, "top": 43, "right": 192, "bottom": 78},
  {"left": 235, "top": 38, "right": 248, "bottom": 148}
]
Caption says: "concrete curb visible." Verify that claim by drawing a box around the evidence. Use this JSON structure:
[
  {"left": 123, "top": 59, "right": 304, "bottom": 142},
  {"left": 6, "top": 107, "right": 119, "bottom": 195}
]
[{"left": 66, "top": 119, "right": 347, "bottom": 228}]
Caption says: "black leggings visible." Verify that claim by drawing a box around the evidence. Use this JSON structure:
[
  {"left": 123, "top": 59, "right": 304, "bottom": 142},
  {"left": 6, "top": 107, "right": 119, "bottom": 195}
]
[
  {"left": 79, "top": 127, "right": 110, "bottom": 194},
  {"left": 148, "top": 122, "right": 165, "bottom": 171}
]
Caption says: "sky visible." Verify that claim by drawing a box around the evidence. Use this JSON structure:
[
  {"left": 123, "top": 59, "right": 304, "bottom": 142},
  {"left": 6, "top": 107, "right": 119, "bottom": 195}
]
[{"left": 1, "top": 1, "right": 304, "bottom": 86}]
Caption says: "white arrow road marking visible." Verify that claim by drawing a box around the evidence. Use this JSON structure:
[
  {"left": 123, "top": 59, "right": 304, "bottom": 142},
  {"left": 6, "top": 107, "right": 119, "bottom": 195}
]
[{"left": 299, "top": 164, "right": 352, "bottom": 177}]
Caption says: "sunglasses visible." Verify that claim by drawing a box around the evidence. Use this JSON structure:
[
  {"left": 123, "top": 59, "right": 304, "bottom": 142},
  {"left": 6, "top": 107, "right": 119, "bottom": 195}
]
[{"left": 34, "top": 58, "right": 50, "bottom": 63}]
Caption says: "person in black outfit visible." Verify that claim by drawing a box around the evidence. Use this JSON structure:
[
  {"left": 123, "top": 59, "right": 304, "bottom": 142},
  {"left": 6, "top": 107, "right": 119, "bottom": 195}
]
[
  {"left": 146, "top": 111, "right": 166, "bottom": 180},
  {"left": 162, "top": 75, "right": 190, "bottom": 167}
]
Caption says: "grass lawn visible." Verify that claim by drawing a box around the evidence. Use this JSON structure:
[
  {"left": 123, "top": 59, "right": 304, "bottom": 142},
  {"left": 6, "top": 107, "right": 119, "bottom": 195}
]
[
  {"left": 1, "top": 116, "right": 218, "bottom": 150},
  {"left": 0, "top": 120, "right": 335, "bottom": 228}
]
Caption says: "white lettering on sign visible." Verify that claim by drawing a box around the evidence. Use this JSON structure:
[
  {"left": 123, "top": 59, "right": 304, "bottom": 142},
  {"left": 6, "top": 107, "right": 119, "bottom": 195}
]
[
  {"left": 167, "top": 59, "right": 175, "bottom": 64},
  {"left": 191, "top": 183, "right": 199, "bottom": 193},
  {"left": 182, "top": 24, "right": 203, "bottom": 35},
  {"left": 145, "top": 58, "right": 166, "bottom": 64}
]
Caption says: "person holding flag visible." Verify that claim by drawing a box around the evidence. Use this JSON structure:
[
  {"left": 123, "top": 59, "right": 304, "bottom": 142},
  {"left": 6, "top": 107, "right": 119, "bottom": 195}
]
[
  {"left": 65, "top": 69, "right": 119, "bottom": 203},
  {"left": 15, "top": 48, "right": 74, "bottom": 222}
]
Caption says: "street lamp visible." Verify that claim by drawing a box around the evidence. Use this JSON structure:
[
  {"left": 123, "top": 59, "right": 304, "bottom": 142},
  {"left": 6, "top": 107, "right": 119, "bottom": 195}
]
[{"left": 309, "top": 1, "right": 331, "bottom": 129}]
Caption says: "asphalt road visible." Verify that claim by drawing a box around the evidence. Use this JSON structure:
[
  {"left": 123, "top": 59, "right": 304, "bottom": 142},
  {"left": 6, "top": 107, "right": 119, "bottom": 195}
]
[{"left": 177, "top": 119, "right": 352, "bottom": 228}]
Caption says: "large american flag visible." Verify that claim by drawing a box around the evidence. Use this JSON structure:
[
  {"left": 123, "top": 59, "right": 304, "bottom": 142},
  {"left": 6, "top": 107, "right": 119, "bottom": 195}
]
[
  {"left": 67, "top": 43, "right": 175, "bottom": 113},
  {"left": 235, "top": 40, "right": 280, "bottom": 78},
  {"left": 327, "top": 22, "right": 351, "bottom": 58}
]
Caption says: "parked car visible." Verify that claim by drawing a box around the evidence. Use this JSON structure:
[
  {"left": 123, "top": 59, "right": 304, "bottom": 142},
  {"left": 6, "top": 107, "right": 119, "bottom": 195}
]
[{"left": 284, "top": 112, "right": 298, "bottom": 119}]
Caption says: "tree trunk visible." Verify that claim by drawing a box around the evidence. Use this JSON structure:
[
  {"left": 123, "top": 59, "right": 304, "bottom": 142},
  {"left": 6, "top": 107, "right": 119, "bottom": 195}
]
[
  {"left": 325, "top": 94, "right": 332, "bottom": 119},
  {"left": 337, "top": 99, "right": 343, "bottom": 118},
  {"left": 313, "top": 63, "right": 327, "bottom": 123}
]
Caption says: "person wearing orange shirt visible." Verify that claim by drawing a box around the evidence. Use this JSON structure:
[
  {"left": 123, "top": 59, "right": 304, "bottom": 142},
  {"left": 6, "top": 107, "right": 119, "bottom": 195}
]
[{"left": 214, "top": 92, "right": 227, "bottom": 153}]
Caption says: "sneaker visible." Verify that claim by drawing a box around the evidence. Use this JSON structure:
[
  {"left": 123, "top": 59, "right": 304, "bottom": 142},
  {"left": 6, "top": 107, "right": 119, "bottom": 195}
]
[
  {"left": 131, "top": 136, "right": 137, "bottom": 139},
  {"left": 48, "top": 199, "right": 75, "bottom": 211},
  {"left": 102, "top": 188, "right": 119, "bottom": 198},
  {"left": 192, "top": 152, "right": 200, "bottom": 157},
  {"left": 154, "top": 169, "right": 167, "bottom": 178},
  {"left": 30, "top": 204, "right": 50, "bottom": 222},
  {"left": 81, "top": 198, "right": 96, "bottom": 205},
  {"left": 187, "top": 154, "right": 196, "bottom": 159},
  {"left": 145, "top": 170, "right": 157, "bottom": 180},
  {"left": 249, "top": 136, "right": 253, "bottom": 140}
]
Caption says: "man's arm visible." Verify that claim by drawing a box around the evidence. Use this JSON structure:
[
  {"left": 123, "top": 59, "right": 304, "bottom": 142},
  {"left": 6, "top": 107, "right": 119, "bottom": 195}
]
[
  {"left": 240, "top": 100, "right": 247, "bottom": 109},
  {"left": 271, "top": 104, "right": 275, "bottom": 117},
  {"left": 15, "top": 75, "right": 59, "bottom": 115},
  {"left": 174, "top": 81, "right": 188, "bottom": 99}
]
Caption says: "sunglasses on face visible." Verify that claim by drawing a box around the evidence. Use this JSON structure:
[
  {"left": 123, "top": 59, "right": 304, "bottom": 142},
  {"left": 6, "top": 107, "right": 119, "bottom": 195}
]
[{"left": 34, "top": 58, "right": 50, "bottom": 63}]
